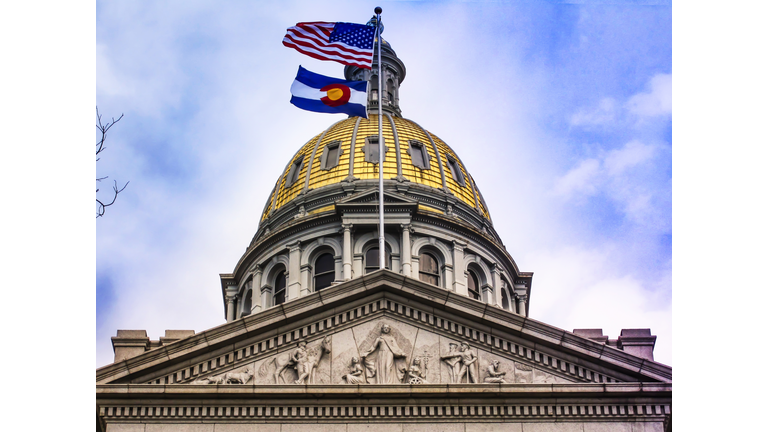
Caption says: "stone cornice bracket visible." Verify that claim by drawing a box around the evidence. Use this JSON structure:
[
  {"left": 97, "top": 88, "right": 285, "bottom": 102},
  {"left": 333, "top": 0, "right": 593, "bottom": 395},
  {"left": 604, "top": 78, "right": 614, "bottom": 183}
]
[
  {"left": 287, "top": 240, "right": 302, "bottom": 252},
  {"left": 452, "top": 239, "right": 467, "bottom": 250}
]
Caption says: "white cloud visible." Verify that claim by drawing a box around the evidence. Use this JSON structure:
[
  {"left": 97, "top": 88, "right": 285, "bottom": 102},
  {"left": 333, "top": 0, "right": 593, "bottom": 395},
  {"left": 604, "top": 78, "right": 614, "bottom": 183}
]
[
  {"left": 604, "top": 139, "right": 657, "bottom": 176},
  {"left": 552, "top": 140, "right": 666, "bottom": 228},
  {"left": 626, "top": 73, "right": 672, "bottom": 118},
  {"left": 553, "top": 158, "right": 601, "bottom": 196},
  {"left": 569, "top": 97, "right": 617, "bottom": 127},
  {"left": 569, "top": 73, "right": 671, "bottom": 128}
]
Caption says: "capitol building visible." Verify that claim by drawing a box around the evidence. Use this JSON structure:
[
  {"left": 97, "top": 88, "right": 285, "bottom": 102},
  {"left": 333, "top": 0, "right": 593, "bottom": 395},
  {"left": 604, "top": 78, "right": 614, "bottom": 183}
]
[{"left": 97, "top": 34, "right": 671, "bottom": 432}]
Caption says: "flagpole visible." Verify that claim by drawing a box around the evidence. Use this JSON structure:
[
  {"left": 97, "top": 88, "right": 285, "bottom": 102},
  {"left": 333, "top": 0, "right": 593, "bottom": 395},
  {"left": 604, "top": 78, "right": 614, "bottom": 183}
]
[{"left": 375, "top": 6, "right": 385, "bottom": 270}]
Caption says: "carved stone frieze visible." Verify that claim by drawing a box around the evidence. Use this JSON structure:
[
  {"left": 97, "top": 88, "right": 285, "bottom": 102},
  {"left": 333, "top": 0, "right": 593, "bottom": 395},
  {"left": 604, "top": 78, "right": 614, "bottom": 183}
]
[
  {"left": 256, "top": 336, "right": 332, "bottom": 384},
  {"left": 191, "top": 367, "right": 254, "bottom": 385},
  {"left": 483, "top": 360, "right": 507, "bottom": 383},
  {"left": 359, "top": 323, "right": 409, "bottom": 384},
  {"left": 441, "top": 342, "right": 479, "bottom": 383},
  {"left": 341, "top": 356, "right": 366, "bottom": 384}
]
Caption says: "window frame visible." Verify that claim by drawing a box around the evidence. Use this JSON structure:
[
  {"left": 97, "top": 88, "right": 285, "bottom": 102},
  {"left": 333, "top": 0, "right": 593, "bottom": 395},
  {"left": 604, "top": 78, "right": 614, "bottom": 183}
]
[
  {"left": 363, "top": 136, "right": 389, "bottom": 164},
  {"left": 320, "top": 140, "right": 343, "bottom": 171},
  {"left": 418, "top": 251, "right": 440, "bottom": 287},
  {"left": 273, "top": 269, "right": 287, "bottom": 306},
  {"left": 408, "top": 140, "right": 431, "bottom": 169},
  {"left": 313, "top": 252, "right": 336, "bottom": 291},
  {"left": 285, "top": 155, "right": 304, "bottom": 187},
  {"left": 467, "top": 270, "right": 481, "bottom": 301},
  {"left": 364, "top": 244, "right": 391, "bottom": 273},
  {"left": 446, "top": 156, "right": 466, "bottom": 187}
]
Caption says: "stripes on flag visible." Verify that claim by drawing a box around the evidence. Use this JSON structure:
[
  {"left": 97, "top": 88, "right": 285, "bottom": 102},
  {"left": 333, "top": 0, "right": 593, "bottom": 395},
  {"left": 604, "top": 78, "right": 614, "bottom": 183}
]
[{"left": 282, "top": 22, "right": 375, "bottom": 69}]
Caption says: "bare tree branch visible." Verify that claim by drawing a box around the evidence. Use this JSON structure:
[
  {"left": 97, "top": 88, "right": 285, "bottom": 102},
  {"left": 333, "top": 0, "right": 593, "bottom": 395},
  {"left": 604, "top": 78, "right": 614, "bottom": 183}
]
[{"left": 96, "top": 107, "right": 128, "bottom": 218}]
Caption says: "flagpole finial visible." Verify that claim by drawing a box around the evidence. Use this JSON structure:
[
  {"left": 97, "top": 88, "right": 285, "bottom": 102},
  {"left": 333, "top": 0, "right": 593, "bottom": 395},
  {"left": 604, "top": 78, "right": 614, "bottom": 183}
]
[{"left": 374, "top": 6, "right": 382, "bottom": 15}]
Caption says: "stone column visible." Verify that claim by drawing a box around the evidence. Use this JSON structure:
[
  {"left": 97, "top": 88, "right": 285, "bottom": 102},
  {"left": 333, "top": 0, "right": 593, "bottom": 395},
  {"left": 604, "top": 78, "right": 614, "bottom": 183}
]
[
  {"left": 481, "top": 284, "right": 493, "bottom": 304},
  {"left": 452, "top": 240, "right": 467, "bottom": 295},
  {"left": 251, "top": 266, "right": 263, "bottom": 314},
  {"left": 491, "top": 264, "right": 503, "bottom": 307},
  {"left": 300, "top": 263, "right": 311, "bottom": 296},
  {"left": 287, "top": 240, "right": 302, "bottom": 300},
  {"left": 225, "top": 293, "right": 237, "bottom": 322},
  {"left": 443, "top": 264, "right": 454, "bottom": 291},
  {"left": 334, "top": 255, "right": 343, "bottom": 282},
  {"left": 261, "top": 285, "right": 273, "bottom": 310},
  {"left": 353, "top": 253, "right": 363, "bottom": 277},
  {"left": 342, "top": 224, "right": 353, "bottom": 280},
  {"left": 516, "top": 295, "right": 527, "bottom": 317},
  {"left": 400, "top": 224, "right": 412, "bottom": 277}
]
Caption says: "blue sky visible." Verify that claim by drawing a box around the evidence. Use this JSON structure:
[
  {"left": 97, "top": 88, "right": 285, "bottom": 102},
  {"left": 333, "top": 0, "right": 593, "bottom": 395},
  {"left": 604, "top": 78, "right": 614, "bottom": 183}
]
[{"left": 96, "top": 0, "right": 672, "bottom": 367}]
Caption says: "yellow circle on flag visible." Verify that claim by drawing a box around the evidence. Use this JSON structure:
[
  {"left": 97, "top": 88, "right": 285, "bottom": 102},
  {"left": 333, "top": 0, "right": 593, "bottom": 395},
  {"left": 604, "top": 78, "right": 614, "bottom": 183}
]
[{"left": 325, "top": 88, "right": 344, "bottom": 101}]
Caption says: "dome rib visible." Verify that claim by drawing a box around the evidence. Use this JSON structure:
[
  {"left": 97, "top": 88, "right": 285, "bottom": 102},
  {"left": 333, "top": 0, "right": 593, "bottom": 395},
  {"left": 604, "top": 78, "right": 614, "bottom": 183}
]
[
  {"left": 409, "top": 118, "right": 449, "bottom": 194},
  {"left": 344, "top": 117, "right": 363, "bottom": 182},
  {"left": 383, "top": 112, "right": 405, "bottom": 182}
]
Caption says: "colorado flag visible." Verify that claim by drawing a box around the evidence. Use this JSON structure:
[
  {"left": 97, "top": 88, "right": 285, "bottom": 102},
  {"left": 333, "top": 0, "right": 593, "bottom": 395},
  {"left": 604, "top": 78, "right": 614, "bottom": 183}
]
[{"left": 290, "top": 66, "right": 368, "bottom": 119}]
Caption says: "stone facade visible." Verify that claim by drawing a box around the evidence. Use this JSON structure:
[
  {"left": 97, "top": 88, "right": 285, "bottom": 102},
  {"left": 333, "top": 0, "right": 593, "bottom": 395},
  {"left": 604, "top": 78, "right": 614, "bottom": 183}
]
[
  {"left": 97, "top": 272, "right": 671, "bottom": 431},
  {"left": 97, "top": 31, "right": 671, "bottom": 432}
]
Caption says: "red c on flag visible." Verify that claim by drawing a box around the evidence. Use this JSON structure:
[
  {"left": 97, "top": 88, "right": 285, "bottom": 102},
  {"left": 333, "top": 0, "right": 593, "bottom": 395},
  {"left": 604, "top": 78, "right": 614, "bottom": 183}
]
[{"left": 320, "top": 83, "right": 351, "bottom": 107}]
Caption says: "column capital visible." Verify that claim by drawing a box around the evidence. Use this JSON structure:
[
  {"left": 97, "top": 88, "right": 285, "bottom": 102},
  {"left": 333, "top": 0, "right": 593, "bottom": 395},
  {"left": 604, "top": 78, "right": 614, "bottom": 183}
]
[
  {"left": 400, "top": 223, "right": 413, "bottom": 233},
  {"left": 287, "top": 240, "right": 302, "bottom": 252},
  {"left": 341, "top": 223, "right": 354, "bottom": 231}
]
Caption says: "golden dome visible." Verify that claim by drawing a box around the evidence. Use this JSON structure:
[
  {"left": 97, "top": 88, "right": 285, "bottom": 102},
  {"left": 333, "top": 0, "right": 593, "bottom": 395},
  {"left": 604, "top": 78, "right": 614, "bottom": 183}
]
[{"left": 261, "top": 114, "right": 490, "bottom": 221}]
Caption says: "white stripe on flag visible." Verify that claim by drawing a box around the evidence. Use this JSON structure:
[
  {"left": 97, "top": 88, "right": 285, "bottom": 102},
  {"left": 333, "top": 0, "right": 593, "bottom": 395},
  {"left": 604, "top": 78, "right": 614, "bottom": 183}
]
[{"left": 290, "top": 80, "right": 367, "bottom": 106}]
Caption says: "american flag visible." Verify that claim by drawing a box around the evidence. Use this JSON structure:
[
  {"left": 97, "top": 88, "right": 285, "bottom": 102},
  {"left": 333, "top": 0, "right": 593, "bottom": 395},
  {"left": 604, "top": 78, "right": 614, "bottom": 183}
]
[{"left": 283, "top": 22, "right": 376, "bottom": 69}]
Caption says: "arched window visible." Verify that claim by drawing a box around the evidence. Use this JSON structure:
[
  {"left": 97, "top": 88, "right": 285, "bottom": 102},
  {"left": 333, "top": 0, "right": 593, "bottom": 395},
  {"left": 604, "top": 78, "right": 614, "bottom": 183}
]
[
  {"left": 242, "top": 280, "right": 253, "bottom": 316},
  {"left": 273, "top": 270, "right": 286, "bottom": 306},
  {"left": 501, "top": 287, "right": 510, "bottom": 310},
  {"left": 365, "top": 245, "right": 391, "bottom": 273},
  {"left": 467, "top": 270, "right": 481, "bottom": 301},
  {"left": 241, "top": 290, "right": 253, "bottom": 316},
  {"left": 314, "top": 253, "right": 335, "bottom": 291},
  {"left": 419, "top": 252, "right": 440, "bottom": 286}
]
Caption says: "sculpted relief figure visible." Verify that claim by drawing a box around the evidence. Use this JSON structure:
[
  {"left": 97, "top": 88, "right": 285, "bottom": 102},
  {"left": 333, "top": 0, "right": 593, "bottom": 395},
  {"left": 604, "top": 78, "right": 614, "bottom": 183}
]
[
  {"left": 406, "top": 356, "right": 429, "bottom": 384},
  {"left": 483, "top": 360, "right": 507, "bottom": 383},
  {"left": 258, "top": 337, "right": 331, "bottom": 384},
  {"left": 341, "top": 356, "right": 366, "bottom": 384},
  {"left": 191, "top": 368, "right": 253, "bottom": 385},
  {"left": 442, "top": 343, "right": 462, "bottom": 383},
  {"left": 360, "top": 324, "right": 408, "bottom": 384},
  {"left": 224, "top": 368, "right": 253, "bottom": 384},
  {"left": 441, "top": 342, "right": 478, "bottom": 383}
]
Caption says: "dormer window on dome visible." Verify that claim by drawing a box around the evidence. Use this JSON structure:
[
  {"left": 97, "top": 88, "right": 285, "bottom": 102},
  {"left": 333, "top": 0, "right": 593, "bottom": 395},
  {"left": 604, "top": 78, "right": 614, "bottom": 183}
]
[
  {"left": 363, "top": 135, "right": 388, "bottom": 164},
  {"left": 408, "top": 140, "right": 431, "bottom": 169},
  {"left": 320, "top": 140, "right": 343, "bottom": 170},
  {"left": 285, "top": 155, "right": 304, "bottom": 187},
  {"left": 446, "top": 156, "right": 465, "bottom": 187}
]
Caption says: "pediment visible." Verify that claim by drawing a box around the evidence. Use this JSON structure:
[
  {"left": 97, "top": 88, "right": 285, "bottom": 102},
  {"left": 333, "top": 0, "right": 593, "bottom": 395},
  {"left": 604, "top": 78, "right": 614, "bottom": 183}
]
[
  {"left": 335, "top": 188, "right": 419, "bottom": 208},
  {"left": 97, "top": 271, "right": 671, "bottom": 387}
]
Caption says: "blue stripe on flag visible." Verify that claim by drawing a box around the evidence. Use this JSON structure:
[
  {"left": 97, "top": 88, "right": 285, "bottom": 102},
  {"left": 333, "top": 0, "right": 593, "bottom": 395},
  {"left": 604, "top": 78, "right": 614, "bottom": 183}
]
[{"left": 295, "top": 66, "right": 368, "bottom": 92}]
